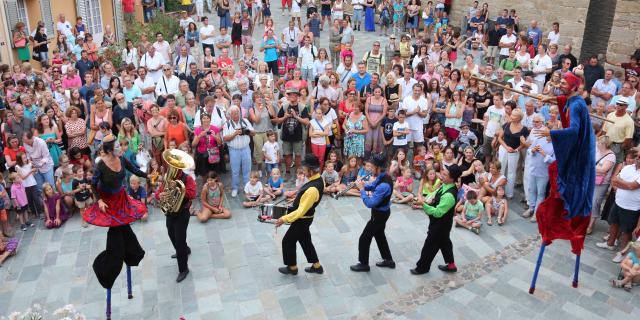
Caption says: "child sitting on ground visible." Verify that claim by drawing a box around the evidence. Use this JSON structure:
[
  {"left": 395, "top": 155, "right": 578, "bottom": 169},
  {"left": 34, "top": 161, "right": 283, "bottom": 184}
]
[
  {"left": 10, "top": 172, "right": 32, "bottom": 231},
  {"left": 127, "top": 175, "right": 148, "bottom": 220},
  {"left": 0, "top": 175, "right": 11, "bottom": 236},
  {"left": 392, "top": 167, "right": 415, "bottom": 204},
  {"left": 413, "top": 167, "right": 441, "bottom": 209},
  {"left": 388, "top": 148, "right": 410, "bottom": 179},
  {"left": 56, "top": 169, "right": 77, "bottom": 212},
  {"left": 486, "top": 185, "right": 508, "bottom": 226},
  {"left": 0, "top": 232, "right": 18, "bottom": 266},
  {"left": 243, "top": 171, "right": 270, "bottom": 207},
  {"left": 42, "top": 182, "right": 69, "bottom": 229},
  {"left": 285, "top": 168, "right": 308, "bottom": 200},
  {"left": 413, "top": 145, "right": 428, "bottom": 179},
  {"left": 54, "top": 154, "right": 73, "bottom": 179},
  {"left": 454, "top": 190, "right": 483, "bottom": 234},
  {"left": 453, "top": 122, "right": 478, "bottom": 153},
  {"left": 264, "top": 167, "right": 284, "bottom": 198},
  {"left": 611, "top": 240, "right": 640, "bottom": 291},
  {"left": 72, "top": 166, "right": 93, "bottom": 227},
  {"left": 335, "top": 156, "right": 360, "bottom": 198},
  {"left": 322, "top": 161, "right": 341, "bottom": 195},
  {"left": 429, "top": 129, "right": 448, "bottom": 149},
  {"left": 197, "top": 171, "right": 231, "bottom": 222},
  {"left": 327, "top": 151, "right": 343, "bottom": 172}
]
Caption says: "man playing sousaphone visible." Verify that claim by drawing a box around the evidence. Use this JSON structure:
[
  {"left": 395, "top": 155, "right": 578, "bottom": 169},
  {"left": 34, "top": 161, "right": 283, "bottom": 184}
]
[
  {"left": 275, "top": 154, "right": 325, "bottom": 275},
  {"left": 154, "top": 149, "right": 197, "bottom": 283}
]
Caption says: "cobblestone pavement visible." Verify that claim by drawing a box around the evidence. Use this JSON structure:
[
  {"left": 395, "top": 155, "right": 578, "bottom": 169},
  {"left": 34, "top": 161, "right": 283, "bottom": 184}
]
[{"left": 2, "top": 8, "right": 640, "bottom": 320}]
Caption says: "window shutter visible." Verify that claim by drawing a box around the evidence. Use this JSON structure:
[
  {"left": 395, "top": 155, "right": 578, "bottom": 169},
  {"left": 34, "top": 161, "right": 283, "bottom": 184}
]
[
  {"left": 113, "top": 0, "right": 125, "bottom": 43},
  {"left": 76, "top": 0, "right": 87, "bottom": 23},
  {"left": 40, "top": 0, "right": 54, "bottom": 36},
  {"left": 4, "top": 0, "right": 19, "bottom": 48}
]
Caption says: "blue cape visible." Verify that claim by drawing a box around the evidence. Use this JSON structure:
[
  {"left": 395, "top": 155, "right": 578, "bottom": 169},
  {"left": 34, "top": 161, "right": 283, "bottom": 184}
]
[{"left": 549, "top": 96, "right": 595, "bottom": 218}]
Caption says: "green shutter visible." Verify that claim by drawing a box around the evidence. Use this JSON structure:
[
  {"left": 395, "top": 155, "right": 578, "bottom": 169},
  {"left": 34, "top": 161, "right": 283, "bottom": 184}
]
[{"left": 40, "top": 0, "right": 54, "bottom": 37}]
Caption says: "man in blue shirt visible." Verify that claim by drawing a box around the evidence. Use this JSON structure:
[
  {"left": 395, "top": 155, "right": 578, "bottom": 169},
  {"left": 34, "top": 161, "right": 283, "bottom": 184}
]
[
  {"left": 74, "top": 50, "right": 95, "bottom": 85},
  {"left": 468, "top": 10, "right": 484, "bottom": 33},
  {"left": 527, "top": 20, "right": 543, "bottom": 47},
  {"left": 352, "top": 62, "right": 372, "bottom": 92},
  {"left": 350, "top": 154, "right": 396, "bottom": 272}
]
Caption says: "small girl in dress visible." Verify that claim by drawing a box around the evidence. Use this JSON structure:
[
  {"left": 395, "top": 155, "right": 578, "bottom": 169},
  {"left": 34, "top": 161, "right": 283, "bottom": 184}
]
[
  {"left": 243, "top": 171, "right": 270, "bottom": 207},
  {"left": 264, "top": 167, "right": 284, "bottom": 198},
  {"left": 15, "top": 153, "right": 41, "bottom": 219},
  {"left": 43, "top": 182, "right": 69, "bottom": 229},
  {"left": 486, "top": 185, "right": 508, "bottom": 226},
  {"left": 392, "top": 167, "right": 414, "bottom": 204},
  {"left": 198, "top": 171, "right": 231, "bottom": 221},
  {"left": 10, "top": 172, "right": 32, "bottom": 231},
  {"left": 146, "top": 159, "right": 162, "bottom": 205}
]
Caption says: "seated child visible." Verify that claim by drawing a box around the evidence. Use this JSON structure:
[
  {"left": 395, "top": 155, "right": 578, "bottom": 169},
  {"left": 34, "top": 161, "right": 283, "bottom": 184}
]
[
  {"left": 42, "top": 182, "right": 69, "bottom": 229},
  {"left": 388, "top": 148, "right": 410, "bottom": 179},
  {"left": 392, "top": 167, "right": 415, "bottom": 204},
  {"left": 429, "top": 130, "right": 448, "bottom": 149},
  {"left": 127, "top": 175, "right": 148, "bottom": 220},
  {"left": 453, "top": 122, "right": 478, "bottom": 153},
  {"left": 10, "top": 172, "right": 32, "bottom": 231},
  {"left": 335, "top": 156, "right": 363, "bottom": 198},
  {"left": 56, "top": 169, "right": 77, "bottom": 212},
  {"left": 197, "top": 172, "right": 231, "bottom": 222},
  {"left": 611, "top": 240, "right": 640, "bottom": 291},
  {"left": 327, "top": 151, "right": 343, "bottom": 172},
  {"left": 286, "top": 168, "right": 309, "bottom": 200},
  {"left": 54, "top": 154, "right": 73, "bottom": 179},
  {"left": 485, "top": 185, "right": 508, "bottom": 226},
  {"left": 264, "top": 167, "right": 284, "bottom": 198},
  {"left": 413, "top": 145, "right": 427, "bottom": 179},
  {"left": 243, "top": 171, "right": 270, "bottom": 207},
  {"left": 69, "top": 146, "right": 92, "bottom": 171},
  {"left": 0, "top": 232, "right": 18, "bottom": 266},
  {"left": 322, "top": 162, "right": 341, "bottom": 195},
  {"left": 413, "top": 167, "right": 441, "bottom": 209},
  {"left": 430, "top": 142, "right": 444, "bottom": 164},
  {"left": 453, "top": 190, "right": 483, "bottom": 234}
]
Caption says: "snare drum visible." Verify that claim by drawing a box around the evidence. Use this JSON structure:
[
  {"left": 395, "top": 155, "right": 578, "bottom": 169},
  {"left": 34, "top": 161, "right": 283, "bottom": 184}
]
[{"left": 258, "top": 203, "right": 291, "bottom": 223}]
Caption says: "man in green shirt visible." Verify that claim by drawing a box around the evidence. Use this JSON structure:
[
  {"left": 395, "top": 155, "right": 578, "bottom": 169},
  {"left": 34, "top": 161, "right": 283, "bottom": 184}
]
[
  {"left": 500, "top": 48, "right": 520, "bottom": 81},
  {"left": 410, "top": 165, "right": 463, "bottom": 275}
]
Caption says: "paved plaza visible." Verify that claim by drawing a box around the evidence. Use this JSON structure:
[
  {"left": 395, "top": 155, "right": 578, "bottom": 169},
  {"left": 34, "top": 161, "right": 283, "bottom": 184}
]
[{"left": 1, "top": 9, "right": 640, "bottom": 320}]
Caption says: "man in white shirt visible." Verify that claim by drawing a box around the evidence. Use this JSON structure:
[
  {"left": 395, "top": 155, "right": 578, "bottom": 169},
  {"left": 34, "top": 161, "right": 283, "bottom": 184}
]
[
  {"left": 362, "top": 41, "right": 385, "bottom": 75},
  {"left": 200, "top": 17, "right": 216, "bottom": 56},
  {"left": 399, "top": 84, "right": 428, "bottom": 154},
  {"left": 336, "top": 55, "right": 357, "bottom": 89},
  {"left": 23, "top": 132, "right": 55, "bottom": 194},
  {"left": 56, "top": 14, "right": 72, "bottom": 36},
  {"left": 498, "top": 25, "right": 517, "bottom": 62},
  {"left": 608, "top": 81, "right": 637, "bottom": 113},
  {"left": 508, "top": 67, "right": 525, "bottom": 91},
  {"left": 223, "top": 106, "right": 255, "bottom": 196},
  {"left": 135, "top": 67, "right": 157, "bottom": 101},
  {"left": 397, "top": 67, "right": 418, "bottom": 100},
  {"left": 179, "top": 10, "right": 194, "bottom": 32},
  {"left": 153, "top": 32, "right": 172, "bottom": 62},
  {"left": 281, "top": 20, "right": 302, "bottom": 57},
  {"left": 591, "top": 69, "right": 618, "bottom": 107},
  {"left": 195, "top": 96, "right": 226, "bottom": 128},
  {"left": 173, "top": 46, "right": 195, "bottom": 77},
  {"left": 155, "top": 66, "right": 181, "bottom": 98},
  {"left": 139, "top": 45, "right": 166, "bottom": 83},
  {"left": 547, "top": 22, "right": 560, "bottom": 45},
  {"left": 298, "top": 36, "right": 318, "bottom": 84},
  {"left": 311, "top": 76, "right": 339, "bottom": 108},
  {"left": 531, "top": 44, "right": 553, "bottom": 90}
]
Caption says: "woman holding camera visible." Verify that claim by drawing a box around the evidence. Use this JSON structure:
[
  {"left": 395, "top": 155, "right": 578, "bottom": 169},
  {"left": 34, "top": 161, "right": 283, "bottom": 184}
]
[{"left": 193, "top": 112, "right": 223, "bottom": 180}]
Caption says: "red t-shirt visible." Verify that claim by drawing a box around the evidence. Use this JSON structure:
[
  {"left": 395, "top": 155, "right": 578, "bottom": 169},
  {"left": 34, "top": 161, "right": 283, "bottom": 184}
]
[
  {"left": 122, "top": 0, "right": 135, "bottom": 12},
  {"left": 3, "top": 146, "right": 25, "bottom": 163}
]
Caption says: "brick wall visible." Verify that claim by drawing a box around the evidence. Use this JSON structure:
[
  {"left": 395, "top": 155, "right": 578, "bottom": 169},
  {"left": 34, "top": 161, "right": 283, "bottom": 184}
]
[{"left": 606, "top": 0, "right": 640, "bottom": 63}]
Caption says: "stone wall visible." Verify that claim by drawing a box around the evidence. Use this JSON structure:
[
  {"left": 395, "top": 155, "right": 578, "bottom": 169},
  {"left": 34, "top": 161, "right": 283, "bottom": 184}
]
[
  {"left": 448, "top": 0, "right": 590, "bottom": 58},
  {"left": 606, "top": 0, "right": 640, "bottom": 63}
]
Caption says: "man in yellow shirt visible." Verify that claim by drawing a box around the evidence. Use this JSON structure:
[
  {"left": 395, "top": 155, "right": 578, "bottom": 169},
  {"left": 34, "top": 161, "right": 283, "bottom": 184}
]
[
  {"left": 603, "top": 97, "right": 635, "bottom": 163},
  {"left": 276, "top": 154, "right": 325, "bottom": 275}
]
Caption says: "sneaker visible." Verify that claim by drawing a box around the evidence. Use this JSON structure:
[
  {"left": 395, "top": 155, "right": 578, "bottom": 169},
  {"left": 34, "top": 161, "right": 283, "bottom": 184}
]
[
  {"left": 521, "top": 209, "right": 532, "bottom": 218},
  {"left": 28, "top": 221, "right": 35, "bottom": 228},
  {"left": 529, "top": 216, "right": 537, "bottom": 223},
  {"left": 231, "top": 189, "right": 238, "bottom": 198},
  {"left": 472, "top": 227, "right": 480, "bottom": 235},
  {"left": 259, "top": 171, "right": 263, "bottom": 178},
  {"left": 21, "top": 224, "right": 27, "bottom": 231},
  {"left": 612, "top": 252, "right": 624, "bottom": 263},
  {"left": 603, "top": 234, "right": 610, "bottom": 241},
  {"left": 596, "top": 242, "right": 615, "bottom": 251}
]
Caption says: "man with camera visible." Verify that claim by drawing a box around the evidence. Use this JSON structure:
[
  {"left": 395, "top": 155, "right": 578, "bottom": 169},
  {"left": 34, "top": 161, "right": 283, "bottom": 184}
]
[
  {"left": 273, "top": 88, "right": 310, "bottom": 178},
  {"left": 223, "top": 105, "right": 255, "bottom": 197}
]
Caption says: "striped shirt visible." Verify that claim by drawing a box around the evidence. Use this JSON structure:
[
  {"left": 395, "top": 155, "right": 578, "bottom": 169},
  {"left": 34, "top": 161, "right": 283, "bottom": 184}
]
[{"left": 223, "top": 118, "right": 253, "bottom": 149}]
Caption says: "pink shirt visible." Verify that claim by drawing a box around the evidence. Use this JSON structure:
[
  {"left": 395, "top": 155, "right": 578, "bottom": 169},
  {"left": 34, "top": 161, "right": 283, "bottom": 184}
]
[
  {"left": 193, "top": 125, "right": 221, "bottom": 153},
  {"left": 10, "top": 181, "right": 28, "bottom": 207},
  {"left": 62, "top": 75, "right": 81, "bottom": 89}
]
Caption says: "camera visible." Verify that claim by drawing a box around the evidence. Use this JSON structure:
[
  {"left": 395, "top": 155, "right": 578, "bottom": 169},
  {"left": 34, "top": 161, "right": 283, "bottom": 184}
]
[
  {"left": 206, "top": 131, "right": 211, "bottom": 135},
  {"left": 135, "top": 103, "right": 143, "bottom": 109},
  {"left": 241, "top": 129, "right": 251, "bottom": 135}
]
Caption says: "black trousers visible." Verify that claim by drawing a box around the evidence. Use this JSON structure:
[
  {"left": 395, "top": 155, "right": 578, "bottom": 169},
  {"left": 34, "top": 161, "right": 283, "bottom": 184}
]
[
  {"left": 282, "top": 218, "right": 319, "bottom": 266},
  {"left": 415, "top": 226, "right": 454, "bottom": 272},
  {"left": 93, "top": 225, "right": 145, "bottom": 289},
  {"left": 166, "top": 207, "right": 191, "bottom": 272},
  {"left": 358, "top": 209, "right": 393, "bottom": 265}
]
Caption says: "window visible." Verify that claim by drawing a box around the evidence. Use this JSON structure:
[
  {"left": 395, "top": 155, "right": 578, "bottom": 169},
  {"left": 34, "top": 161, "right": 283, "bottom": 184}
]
[
  {"left": 15, "top": 0, "right": 29, "bottom": 33},
  {"left": 83, "top": 0, "right": 103, "bottom": 35},
  {"left": 4, "top": 0, "right": 30, "bottom": 33}
]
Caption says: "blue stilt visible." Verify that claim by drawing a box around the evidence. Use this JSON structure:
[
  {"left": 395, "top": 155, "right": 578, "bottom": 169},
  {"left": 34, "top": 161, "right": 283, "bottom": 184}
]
[
  {"left": 572, "top": 254, "right": 581, "bottom": 288},
  {"left": 106, "top": 288, "right": 112, "bottom": 320},
  {"left": 127, "top": 266, "right": 133, "bottom": 299},
  {"left": 529, "top": 243, "right": 547, "bottom": 294}
]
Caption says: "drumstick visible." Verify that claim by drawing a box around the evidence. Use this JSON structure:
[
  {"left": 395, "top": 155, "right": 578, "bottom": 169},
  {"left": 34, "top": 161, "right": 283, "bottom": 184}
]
[{"left": 471, "top": 76, "right": 614, "bottom": 124}]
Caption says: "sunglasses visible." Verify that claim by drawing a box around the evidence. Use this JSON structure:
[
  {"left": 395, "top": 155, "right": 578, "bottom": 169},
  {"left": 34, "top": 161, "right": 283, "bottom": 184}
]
[{"left": 170, "top": 116, "right": 178, "bottom": 119}]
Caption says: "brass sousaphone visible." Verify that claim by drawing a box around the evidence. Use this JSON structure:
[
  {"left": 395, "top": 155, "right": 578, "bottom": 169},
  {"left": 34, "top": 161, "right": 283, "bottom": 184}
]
[{"left": 159, "top": 149, "right": 195, "bottom": 215}]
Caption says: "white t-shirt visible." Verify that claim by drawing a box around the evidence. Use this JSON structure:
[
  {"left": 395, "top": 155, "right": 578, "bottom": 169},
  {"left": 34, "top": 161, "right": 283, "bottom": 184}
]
[
  {"left": 262, "top": 141, "right": 280, "bottom": 164},
  {"left": 392, "top": 121, "right": 410, "bottom": 146},
  {"left": 615, "top": 164, "right": 640, "bottom": 211},
  {"left": 499, "top": 34, "right": 517, "bottom": 56},
  {"left": 396, "top": 78, "right": 418, "bottom": 100},
  {"left": 153, "top": 41, "right": 172, "bottom": 62},
  {"left": 56, "top": 21, "right": 72, "bottom": 35},
  {"left": 309, "top": 117, "right": 332, "bottom": 145},
  {"left": 531, "top": 54, "right": 552, "bottom": 83},
  {"left": 16, "top": 164, "right": 37, "bottom": 187},
  {"left": 139, "top": 53, "right": 166, "bottom": 83},
  {"left": 484, "top": 105, "right": 506, "bottom": 138},
  {"left": 244, "top": 181, "right": 263, "bottom": 196},
  {"left": 400, "top": 95, "right": 428, "bottom": 131},
  {"left": 281, "top": 27, "right": 301, "bottom": 48},
  {"left": 134, "top": 76, "right": 156, "bottom": 101},
  {"left": 200, "top": 25, "right": 216, "bottom": 45},
  {"left": 547, "top": 31, "right": 560, "bottom": 45}
]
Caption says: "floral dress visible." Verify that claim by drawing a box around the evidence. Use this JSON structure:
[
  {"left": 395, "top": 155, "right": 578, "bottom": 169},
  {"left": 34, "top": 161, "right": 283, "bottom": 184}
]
[{"left": 344, "top": 114, "right": 365, "bottom": 158}]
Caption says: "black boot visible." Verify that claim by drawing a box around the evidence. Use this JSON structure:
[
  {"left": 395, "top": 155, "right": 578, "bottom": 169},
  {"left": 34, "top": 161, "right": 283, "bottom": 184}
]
[
  {"left": 375, "top": 260, "right": 396, "bottom": 269},
  {"left": 350, "top": 263, "right": 371, "bottom": 272}
]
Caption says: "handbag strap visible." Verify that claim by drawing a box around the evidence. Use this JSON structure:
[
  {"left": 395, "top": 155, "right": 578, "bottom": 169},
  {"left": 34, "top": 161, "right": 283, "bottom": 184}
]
[
  {"left": 314, "top": 118, "right": 325, "bottom": 131},
  {"left": 596, "top": 152, "right": 614, "bottom": 165}
]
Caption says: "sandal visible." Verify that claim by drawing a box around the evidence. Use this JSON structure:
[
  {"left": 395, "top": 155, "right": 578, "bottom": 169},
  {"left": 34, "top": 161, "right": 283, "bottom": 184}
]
[
  {"left": 611, "top": 279, "right": 624, "bottom": 288},
  {"left": 487, "top": 220, "right": 493, "bottom": 226},
  {"left": 624, "top": 283, "right": 632, "bottom": 292}
]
